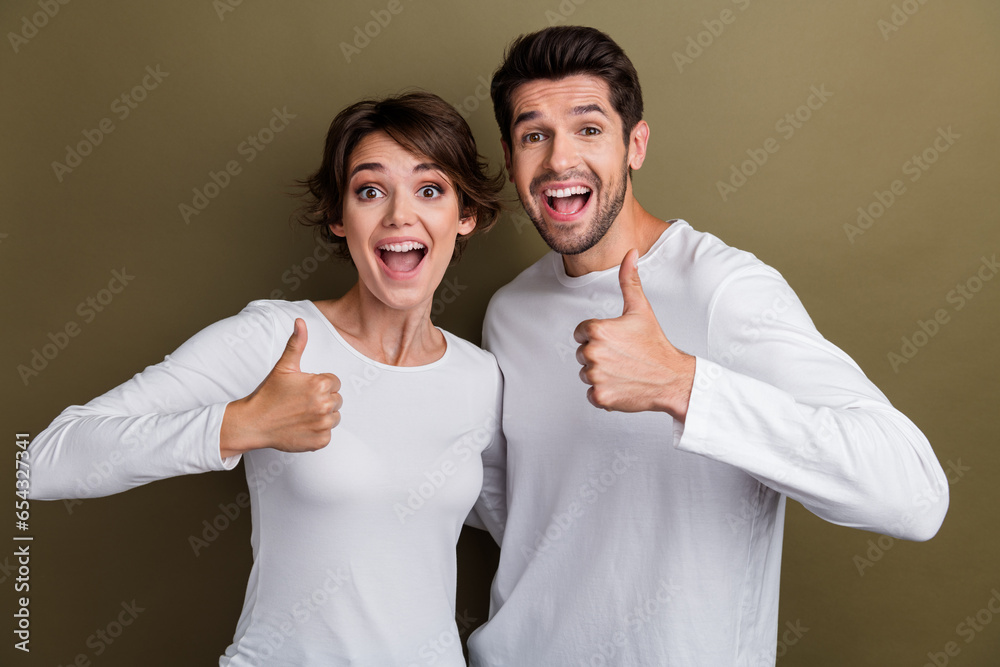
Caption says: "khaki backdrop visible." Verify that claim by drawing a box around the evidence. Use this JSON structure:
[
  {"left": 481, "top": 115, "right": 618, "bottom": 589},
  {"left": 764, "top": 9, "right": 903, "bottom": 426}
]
[{"left": 2, "top": 0, "right": 998, "bottom": 665}]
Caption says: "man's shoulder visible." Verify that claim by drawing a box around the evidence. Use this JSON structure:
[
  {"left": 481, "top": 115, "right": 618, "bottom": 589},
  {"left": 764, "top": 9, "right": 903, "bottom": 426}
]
[
  {"left": 484, "top": 220, "right": 782, "bottom": 315},
  {"left": 643, "top": 220, "right": 777, "bottom": 303},
  {"left": 656, "top": 220, "right": 765, "bottom": 275}
]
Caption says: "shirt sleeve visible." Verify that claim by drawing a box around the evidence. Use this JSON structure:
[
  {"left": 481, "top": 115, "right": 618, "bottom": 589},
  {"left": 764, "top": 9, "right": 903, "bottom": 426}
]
[
  {"left": 27, "top": 301, "right": 281, "bottom": 501},
  {"left": 464, "top": 359, "right": 507, "bottom": 545},
  {"left": 674, "top": 266, "right": 949, "bottom": 541}
]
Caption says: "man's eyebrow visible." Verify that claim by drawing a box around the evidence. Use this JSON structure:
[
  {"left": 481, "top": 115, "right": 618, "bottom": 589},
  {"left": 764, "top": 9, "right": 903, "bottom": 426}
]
[
  {"left": 350, "top": 162, "right": 385, "bottom": 178},
  {"left": 511, "top": 110, "right": 540, "bottom": 133},
  {"left": 511, "top": 105, "right": 608, "bottom": 134},
  {"left": 573, "top": 104, "right": 608, "bottom": 117}
]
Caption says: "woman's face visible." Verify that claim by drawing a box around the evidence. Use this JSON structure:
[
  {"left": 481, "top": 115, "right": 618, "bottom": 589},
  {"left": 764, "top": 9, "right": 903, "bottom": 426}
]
[{"left": 332, "top": 131, "right": 476, "bottom": 314}]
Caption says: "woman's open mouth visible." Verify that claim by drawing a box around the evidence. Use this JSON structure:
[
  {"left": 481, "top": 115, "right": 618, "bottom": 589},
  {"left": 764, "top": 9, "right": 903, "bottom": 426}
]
[
  {"left": 542, "top": 185, "right": 592, "bottom": 222},
  {"left": 375, "top": 240, "right": 428, "bottom": 277}
]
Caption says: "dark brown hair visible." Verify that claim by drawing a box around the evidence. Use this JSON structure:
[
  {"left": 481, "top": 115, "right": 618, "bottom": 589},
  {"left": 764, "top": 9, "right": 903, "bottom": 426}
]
[
  {"left": 491, "top": 26, "right": 643, "bottom": 147},
  {"left": 295, "top": 91, "right": 504, "bottom": 262}
]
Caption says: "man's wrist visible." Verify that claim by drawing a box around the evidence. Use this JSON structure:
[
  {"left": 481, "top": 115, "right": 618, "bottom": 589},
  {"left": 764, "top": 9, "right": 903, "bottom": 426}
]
[{"left": 657, "top": 353, "right": 695, "bottom": 422}]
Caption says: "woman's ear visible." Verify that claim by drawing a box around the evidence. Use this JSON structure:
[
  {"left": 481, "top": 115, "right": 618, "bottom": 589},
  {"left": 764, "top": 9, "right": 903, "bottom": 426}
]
[
  {"left": 329, "top": 221, "right": 345, "bottom": 238},
  {"left": 457, "top": 210, "right": 477, "bottom": 237}
]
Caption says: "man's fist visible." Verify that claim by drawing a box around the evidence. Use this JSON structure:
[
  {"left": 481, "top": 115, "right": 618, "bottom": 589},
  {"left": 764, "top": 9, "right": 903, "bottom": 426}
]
[
  {"left": 573, "top": 249, "right": 695, "bottom": 420},
  {"left": 221, "top": 318, "right": 342, "bottom": 457}
]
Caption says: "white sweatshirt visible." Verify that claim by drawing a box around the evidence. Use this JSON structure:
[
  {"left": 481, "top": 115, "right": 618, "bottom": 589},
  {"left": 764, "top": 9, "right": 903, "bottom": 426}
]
[
  {"left": 469, "top": 220, "right": 948, "bottom": 667},
  {"left": 27, "top": 299, "right": 506, "bottom": 666}
]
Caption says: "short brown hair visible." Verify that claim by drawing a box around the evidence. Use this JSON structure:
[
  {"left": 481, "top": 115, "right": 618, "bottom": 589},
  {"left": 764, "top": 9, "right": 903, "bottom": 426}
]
[
  {"left": 491, "top": 26, "right": 643, "bottom": 147},
  {"left": 295, "top": 91, "right": 504, "bottom": 262}
]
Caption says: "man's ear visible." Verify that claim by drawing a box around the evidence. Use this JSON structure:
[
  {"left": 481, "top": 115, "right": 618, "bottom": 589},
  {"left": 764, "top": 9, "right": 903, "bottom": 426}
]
[
  {"left": 501, "top": 139, "right": 514, "bottom": 183},
  {"left": 627, "top": 120, "right": 650, "bottom": 170}
]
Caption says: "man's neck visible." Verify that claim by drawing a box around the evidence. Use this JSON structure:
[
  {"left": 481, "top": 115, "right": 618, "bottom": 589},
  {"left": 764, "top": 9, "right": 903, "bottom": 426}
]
[{"left": 561, "top": 197, "right": 670, "bottom": 277}]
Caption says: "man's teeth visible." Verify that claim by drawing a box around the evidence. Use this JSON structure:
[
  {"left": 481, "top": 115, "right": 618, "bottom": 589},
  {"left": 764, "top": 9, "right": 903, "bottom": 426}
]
[
  {"left": 378, "top": 241, "right": 426, "bottom": 252},
  {"left": 543, "top": 186, "right": 591, "bottom": 198}
]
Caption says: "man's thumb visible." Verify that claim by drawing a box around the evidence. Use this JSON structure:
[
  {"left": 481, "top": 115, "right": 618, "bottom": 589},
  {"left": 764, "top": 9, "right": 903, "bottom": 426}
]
[
  {"left": 277, "top": 318, "right": 307, "bottom": 371},
  {"left": 619, "top": 249, "right": 649, "bottom": 315}
]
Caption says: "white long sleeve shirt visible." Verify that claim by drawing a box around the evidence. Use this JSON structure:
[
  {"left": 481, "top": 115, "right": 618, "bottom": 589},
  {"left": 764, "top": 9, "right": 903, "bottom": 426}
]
[
  {"left": 28, "top": 299, "right": 506, "bottom": 666},
  {"left": 469, "top": 220, "right": 948, "bottom": 667}
]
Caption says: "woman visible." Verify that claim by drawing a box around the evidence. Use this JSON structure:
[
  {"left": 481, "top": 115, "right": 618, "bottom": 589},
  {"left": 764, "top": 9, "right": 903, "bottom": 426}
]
[{"left": 28, "top": 92, "right": 507, "bottom": 665}]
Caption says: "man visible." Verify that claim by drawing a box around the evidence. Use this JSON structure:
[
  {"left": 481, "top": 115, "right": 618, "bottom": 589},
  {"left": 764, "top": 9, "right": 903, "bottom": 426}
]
[{"left": 468, "top": 26, "right": 948, "bottom": 666}]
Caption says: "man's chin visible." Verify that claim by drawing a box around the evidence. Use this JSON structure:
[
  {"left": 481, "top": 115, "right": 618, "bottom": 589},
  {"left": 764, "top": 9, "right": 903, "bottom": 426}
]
[{"left": 536, "top": 222, "right": 602, "bottom": 256}]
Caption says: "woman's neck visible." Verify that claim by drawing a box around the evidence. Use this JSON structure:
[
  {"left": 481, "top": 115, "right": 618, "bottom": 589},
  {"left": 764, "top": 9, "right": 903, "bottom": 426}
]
[{"left": 314, "top": 283, "right": 445, "bottom": 367}]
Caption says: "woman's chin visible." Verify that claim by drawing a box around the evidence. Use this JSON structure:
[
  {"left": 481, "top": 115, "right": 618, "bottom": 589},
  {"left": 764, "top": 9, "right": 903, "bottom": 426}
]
[
  {"left": 353, "top": 248, "right": 457, "bottom": 317},
  {"left": 360, "top": 280, "right": 435, "bottom": 315}
]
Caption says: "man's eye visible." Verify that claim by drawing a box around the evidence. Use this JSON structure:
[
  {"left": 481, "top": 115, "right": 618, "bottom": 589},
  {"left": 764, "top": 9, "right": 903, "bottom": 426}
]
[
  {"left": 525, "top": 132, "right": 544, "bottom": 143},
  {"left": 582, "top": 127, "right": 600, "bottom": 136}
]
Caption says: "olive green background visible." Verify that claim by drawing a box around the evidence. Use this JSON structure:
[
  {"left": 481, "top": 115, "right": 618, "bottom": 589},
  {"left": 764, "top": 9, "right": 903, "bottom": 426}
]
[{"left": 2, "top": 0, "right": 998, "bottom": 665}]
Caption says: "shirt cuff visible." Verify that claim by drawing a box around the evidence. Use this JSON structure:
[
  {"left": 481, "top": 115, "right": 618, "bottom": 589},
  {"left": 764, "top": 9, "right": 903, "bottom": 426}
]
[
  {"left": 207, "top": 402, "right": 243, "bottom": 471},
  {"left": 673, "top": 356, "right": 725, "bottom": 458}
]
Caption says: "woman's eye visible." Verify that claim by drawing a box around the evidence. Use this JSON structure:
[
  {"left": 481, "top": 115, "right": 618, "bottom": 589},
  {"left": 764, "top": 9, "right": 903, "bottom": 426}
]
[
  {"left": 419, "top": 186, "right": 442, "bottom": 198},
  {"left": 359, "top": 187, "right": 382, "bottom": 199}
]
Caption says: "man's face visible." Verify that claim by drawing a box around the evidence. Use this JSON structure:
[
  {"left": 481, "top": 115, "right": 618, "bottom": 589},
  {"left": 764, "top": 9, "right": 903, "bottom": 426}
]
[{"left": 503, "top": 74, "right": 634, "bottom": 256}]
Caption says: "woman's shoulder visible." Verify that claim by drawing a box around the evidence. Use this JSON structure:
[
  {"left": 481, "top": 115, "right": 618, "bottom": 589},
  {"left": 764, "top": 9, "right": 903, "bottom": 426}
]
[
  {"left": 439, "top": 329, "right": 500, "bottom": 374},
  {"left": 242, "top": 298, "right": 315, "bottom": 319},
  {"left": 238, "top": 299, "right": 337, "bottom": 332},
  {"left": 437, "top": 330, "right": 503, "bottom": 406}
]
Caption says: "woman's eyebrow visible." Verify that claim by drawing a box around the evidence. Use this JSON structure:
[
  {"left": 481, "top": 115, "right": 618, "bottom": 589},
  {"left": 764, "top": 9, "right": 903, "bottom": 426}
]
[{"left": 350, "top": 162, "right": 385, "bottom": 178}]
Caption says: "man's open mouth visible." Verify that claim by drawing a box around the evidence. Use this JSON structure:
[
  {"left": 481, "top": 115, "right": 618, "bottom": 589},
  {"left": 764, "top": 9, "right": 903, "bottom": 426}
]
[
  {"left": 376, "top": 241, "right": 427, "bottom": 274},
  {"left": 543, "top": 186, "right": 592, "bottom": 218}
]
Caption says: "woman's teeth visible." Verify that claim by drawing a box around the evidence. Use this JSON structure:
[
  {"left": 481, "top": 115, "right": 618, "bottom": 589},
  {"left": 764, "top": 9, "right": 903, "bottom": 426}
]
[{"left": 378, "top": 241, "right": 426, "bottom": 252}]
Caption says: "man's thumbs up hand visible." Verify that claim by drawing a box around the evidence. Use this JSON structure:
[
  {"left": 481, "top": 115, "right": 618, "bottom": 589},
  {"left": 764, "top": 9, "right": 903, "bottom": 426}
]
[
  {"left": 572, "top": 250, "right": 695, "bottom": 420},
  {"left": 618, "top": 248, "right": 654, "bottom": 317},
  {"left": 222, "top": 318, "right": 343, "bottom": 457}
]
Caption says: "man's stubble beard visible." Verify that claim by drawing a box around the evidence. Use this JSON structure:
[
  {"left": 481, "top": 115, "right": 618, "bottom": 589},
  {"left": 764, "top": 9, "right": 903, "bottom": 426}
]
[{"left": 518, "top": 153, "right": 630, "bottom": 256}]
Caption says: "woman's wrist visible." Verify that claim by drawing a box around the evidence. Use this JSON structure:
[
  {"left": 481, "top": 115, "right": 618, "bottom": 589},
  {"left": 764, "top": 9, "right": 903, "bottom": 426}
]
[{"left": 220, "top": 397, "right": 262, "bottom": 459}]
